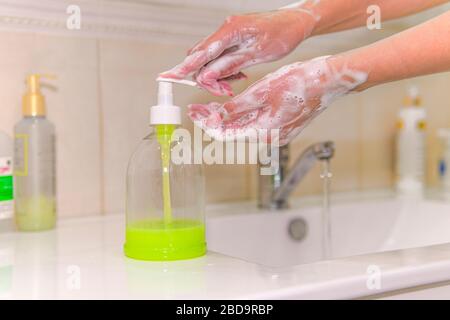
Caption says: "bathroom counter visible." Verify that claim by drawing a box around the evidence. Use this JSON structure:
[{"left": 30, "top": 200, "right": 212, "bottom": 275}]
[{"left": 2, "top": 204, "right": 450, "bottom": 300}]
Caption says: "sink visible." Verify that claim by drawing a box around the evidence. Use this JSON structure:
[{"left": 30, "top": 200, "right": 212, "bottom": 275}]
[{"left": 206, "top": 198, "right": 450, "bottom": 268}]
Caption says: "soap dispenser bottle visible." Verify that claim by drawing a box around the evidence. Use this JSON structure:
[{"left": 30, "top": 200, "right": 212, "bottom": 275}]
[
  {"left": 124, "top": 81, "right": 206, "bottom": 261},
  {"left": 395, "top": 86, "right": 426, "bottom": 197},
  {"left": 14, "top": 74, "right": 56, "bottom": 231}
]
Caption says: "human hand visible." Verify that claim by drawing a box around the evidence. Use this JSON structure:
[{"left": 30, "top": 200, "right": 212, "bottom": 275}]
[
  {"left": 159, "top": 9, "right": 317, "bottom": 96},
  {"left": 187, "top": 56, "right": 368, "bottom": 146}
]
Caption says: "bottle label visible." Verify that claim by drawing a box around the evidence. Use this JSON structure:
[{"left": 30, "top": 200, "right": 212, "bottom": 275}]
[
  {"left": 0, "top": 157, "right": 13, "bottom": 203},
  {"left": 14, "top": 134, "right": 28, "bottom": 177}
]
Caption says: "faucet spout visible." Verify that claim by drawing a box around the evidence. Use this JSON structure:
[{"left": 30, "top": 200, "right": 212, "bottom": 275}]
[
  {"left": 273, "top": 141, "right": 335, "bottom": 204},
  {"left": 257, "top": 141, "right": 335, "bottom": 210}
]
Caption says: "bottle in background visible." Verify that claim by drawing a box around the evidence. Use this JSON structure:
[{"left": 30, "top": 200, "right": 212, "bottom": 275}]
[
  {"left": 395, "top": 86, "right": 426, "bottom": 198},
  {"left": 438, "top": 129, "right": 450, "bottom": 200},
  {"left": 0, "top": 131, "right": 14, "bottom": 233},
  {"left": 14, "top": 74, "right": 56, "bottom": 231}
]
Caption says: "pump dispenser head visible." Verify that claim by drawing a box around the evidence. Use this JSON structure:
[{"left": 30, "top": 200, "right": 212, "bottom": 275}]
[
  {"left": 22, "top": 74, "right": 55, "bottom": 117},
  {"left": 150, "top": 81, "right": 181, "bottom": 125},
  {"left": 403, "top": 86, "right": 422, "bottom": 107}
]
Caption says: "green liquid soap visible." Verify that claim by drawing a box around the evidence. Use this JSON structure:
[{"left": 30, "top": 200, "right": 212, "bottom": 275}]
[
  {"left": 156, "top": 124, "right": 174, "bottom": 225},
  {"left": 15, "top": 196, "right": 56, "bottom": 231},
  {"left": 124, "top": 219, "right": 206, "bottom": 261}
]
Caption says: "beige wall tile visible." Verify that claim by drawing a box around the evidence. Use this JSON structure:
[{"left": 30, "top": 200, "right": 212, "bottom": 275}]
[
  {"left": 204, "top": 165, "right": 250, "bottom": 203},
  {"left": 0, "top": 32, "right": 97, "bottom": 71},
  {"left": 360, "top": 74, "right": 450, "bottom": 190},
  {"left": 360, "top": 82, "right": 400, "bottom": 189},
  {"left": 99, "top": 68, "right": 153, "bottom": 214},
  {"left": 48, "top": 67, "right": 102, "bottom": 217},
  {"left": 0, "top": 67, "right": 25, "bottom": 136}
]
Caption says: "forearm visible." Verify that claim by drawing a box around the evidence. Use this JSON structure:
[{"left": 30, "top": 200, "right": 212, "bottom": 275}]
[
  {"left": 330, "top": 11, "right": 450, "bottom": 91},
  {"left": 285, "top": 0, "right": 449, "bottom": 35}
]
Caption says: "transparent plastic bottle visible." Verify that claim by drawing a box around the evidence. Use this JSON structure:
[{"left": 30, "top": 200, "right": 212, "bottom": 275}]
[
  {"left": 14, "top": 75, "right": 56, "bottom": 231},
  {"left": 124, "top": 82, "right": 206, "bottom": 261}
]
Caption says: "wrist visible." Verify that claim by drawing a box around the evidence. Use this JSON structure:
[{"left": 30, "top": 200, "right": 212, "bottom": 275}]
[
  {"left": 279, "top": 0, "right": 324, "bottom": 36},
  {"left": 326, "top": 54, "right": 371, "bottom": 93},
  {"left": 277, "top": 7, "right": 319, "bottom": 40}
]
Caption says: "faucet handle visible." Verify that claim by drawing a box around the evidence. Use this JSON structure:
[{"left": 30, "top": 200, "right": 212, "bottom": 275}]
[{"left": 313, "top": 141, "right": 335, "bottom": 161}]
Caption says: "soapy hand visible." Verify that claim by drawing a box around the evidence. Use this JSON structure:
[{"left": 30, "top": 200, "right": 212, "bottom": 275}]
[
  {"left": 188, "top": 56, "right": 368, "bottom": 146},
  {"left": 159, "top": 9, "right": 317, "bottom": 96}
]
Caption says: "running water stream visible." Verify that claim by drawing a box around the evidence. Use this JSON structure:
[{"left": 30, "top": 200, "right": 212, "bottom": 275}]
[{"left": 320, "top": 159, "right": 332, "bottom": 259}]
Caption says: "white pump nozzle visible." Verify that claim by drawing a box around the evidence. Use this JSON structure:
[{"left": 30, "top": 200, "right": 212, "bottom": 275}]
[
  {"left": 408, "top": 86, "right": 419, "bottom": 99},
  {"left": 158, "top": 81, "right": 174, "bottom": 106},
  {"left": 404, "top": 85, "right": 422, "bottom": 107},
  {"left": 150, "top": 81, "right": 181, "bottom": 125},
  {"left": 156, "top": 77, "right": 198, "bottom": 88}
]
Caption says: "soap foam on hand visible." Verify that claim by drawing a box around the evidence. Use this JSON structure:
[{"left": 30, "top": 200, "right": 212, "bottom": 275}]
[
  {"left": 159, "top": 8, "right": 319, "bottom": 97},
  {"left": 188, "top": 55, "right": 368, "bottom": 146}
]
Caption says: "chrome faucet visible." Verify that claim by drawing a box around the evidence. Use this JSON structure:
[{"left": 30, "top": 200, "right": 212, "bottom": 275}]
[{"left": 257, "top": 142, "right": 335, "bottom": 210}]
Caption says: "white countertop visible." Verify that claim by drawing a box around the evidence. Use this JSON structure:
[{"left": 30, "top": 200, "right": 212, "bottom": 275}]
[{"left": 2, "top": 197, "right": 450, "bottom": 300}]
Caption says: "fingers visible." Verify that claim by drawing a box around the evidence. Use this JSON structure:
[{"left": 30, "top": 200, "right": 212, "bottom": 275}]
[
  {"left": 220, "top": 77, "right": 271, "bottom": 115},
  {"left": 189, "top": 103, "right": 281, "bottom": 145},
  {"left": 200, "top": 72, "right": 247, "bottom": 96},
  {"left": 194, "top": 51, "right": 256, "bottom": 96},
  {"left": 194, "top": 77, "right": 234, "bottom": 97},
  {"left": 187, "top": 98, "right": 307, "bottom": 146},
  {"left": 188, "top": 100, "right": 263, "bottom": 133},
  {"left": 159, "top": 45, "right": 223, "bottom": 80},
  {"left": 159, "top": 23, "right": 239, "bottom": 81},
  {"left": 188, "top": 103, "right": 227, "bottom": 130},
  {"left": 222, "top": 72, "right": 248, "bottom": 82}
]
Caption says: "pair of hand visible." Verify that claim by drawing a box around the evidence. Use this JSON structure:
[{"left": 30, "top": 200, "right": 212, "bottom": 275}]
[{"left": 160, "top": 9, "right": 365, "bottom": 145}]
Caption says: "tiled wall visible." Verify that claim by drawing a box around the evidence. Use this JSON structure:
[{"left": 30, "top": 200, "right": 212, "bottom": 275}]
[{"left": 0, "top": 30, "right": 449, "bottom": 217}]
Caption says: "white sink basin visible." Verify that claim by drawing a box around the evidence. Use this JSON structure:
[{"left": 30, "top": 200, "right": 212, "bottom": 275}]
[{"left": 206, "top": 197, "right": 450, "bottom": 268}]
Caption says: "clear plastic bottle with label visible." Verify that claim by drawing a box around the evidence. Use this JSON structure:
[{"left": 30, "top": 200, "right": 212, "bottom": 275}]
[
  {"left": 0, "top": 131, "right": 14, "bottom": 233},
  {"left": 14, "top": 74, "right": 56, "bottom": 231}
]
